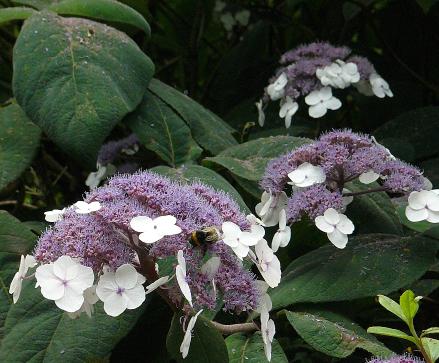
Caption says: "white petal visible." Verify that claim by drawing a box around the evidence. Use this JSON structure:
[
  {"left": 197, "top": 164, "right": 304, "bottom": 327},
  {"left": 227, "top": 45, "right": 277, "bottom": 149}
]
[
  {"left": 426, "top": 195, "right": 439, "bottom": 212},
  {"left": 327, "top": 229, "right": 348, "bottom": 249},
  {"left": 405, "top": 206, "right": 428, "bottom": 222},
  {"left": 146, "top": 276, "right": 170, "bottom": 294},
  {"left": 427, "top": 210, "right": 439, "bottom": 223},
  {"left": 68, "top": 264, "right": 94, "bottom": 294},
  {"left": 359, "top": 170, "right": 380, "bottom": 184},
  {"left": 308, "top": 103, "right": 327, "bottom": 118},
  {"left": 115, "top": 264, "right": 138, "bottom": 290},
  {"left": 221, "top": 221, "right": 242, "bottom": 238},
  {"left": 278, "top": 209, "right": 287, "bottom": 230},
  {"left": 408, "top": 191, "right": 429, "bottom": 210},
  {"left": 103, "top": 291, "right": 128, "bottom": 317},
  {"left": 177, "top": 250, "right": 186, "bottom": 275},
  {"left": 138, "top": 230, "right": 165, "bottom": 244},
  {"left": 336, "top": 215, "right": 355, "bottom": 235},
  {"left": 24, "top": 255, "right": 37, "bottom": 270},
  {"left": 130, "top": 216, "right": 152, "bottom": 232},
  {"left": 53, "top": 255, "right": 78, "bottom": 280},
  {"left": 44, "top": 209, "right": 65, "bottom": 222},
  {"left": 201, "top": 257, "right": 221, "bottom": 279},
  {"left": 124, "top": 285, "right": 146, "bottom": 309},
  {"left": 288, "top": 169, "right": 306, "bottom": 185},
  {"left": 55, "top": 286, "right": 84, "bottom": 312},
  {"left": 176, "top": 266, "right": 192, "bottom": 306},
  {"left": 232, "top": 243, "right": 250, "bottom": 259},
  {"left": 315, "top": 216, "right": 335, "bottom": 233},
  {"left": 259, "top": 256, "right": 281, "bottom": 288},
  {"left": 324, "top": 208, "right": 340, "bottom": 225},
  {"left": 324, "top": 96, "right": 342, "bottom": 110},
  {"left": 279, "top": 227, "right": 291, "bottom": 248},
  {"left": 88, "top": 201, "right": 102, "bottom": 212},
  {"left": 304, "top": 89, "right": 321, "bottom": 105}
]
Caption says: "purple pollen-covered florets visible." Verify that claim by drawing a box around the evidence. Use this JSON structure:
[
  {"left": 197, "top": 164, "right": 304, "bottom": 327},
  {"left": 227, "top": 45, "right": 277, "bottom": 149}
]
[
  {"left": 97, "top": 133, "right": 139, "bottom": 165},
  {"left": 35, "top": 171, "right": 259, "bottom": 313},
  {"left": 367, "top": 354, "right": 425, "bottom": 363}
]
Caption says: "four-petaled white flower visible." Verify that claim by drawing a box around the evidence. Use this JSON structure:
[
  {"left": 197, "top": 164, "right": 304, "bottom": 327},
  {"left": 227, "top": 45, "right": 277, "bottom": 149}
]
[
  {"left": 180, "top": 310, "right": 203, "bottom": 359},
  {"left": 304, "top": 87, "right": 342, "bottom": 118},
  {"left": 130, "top": 215, "right": 182, "bottom": 244},
  {"left": 255, "top": 239, "right": 281, "bottom": 288},
  {"left": 255, "top": 191, "right": 288, "bottom": 227},
  {"left": 359, "top": 170, "right": 380, "bottom": 184},
  {"left": 35, "top": 255, "right": 94, "bottom": 312},
  {"left": 316, "top": 60, "right": 360, "bottom": 89},
  {"left": 315, "top": 208, "right": 355, "bottom": 249},
  {"left": 74, "top": 201, "right": 102, "bottom": 214},
  {"left": 9, "top": 254, "right": 37, "bottom": 303},
  {"left": 271, "top": 209, "right": 291, "bottom": 252},
  {"left": 288, "top": 162, "right": 326, "bottom": 188},
  {"left": 255, "top": 100, "right": 265, "bottom": 127},
  {"left": 279, "top": 96, "right": 299, "bottom": 128},
  {"left": 261, "top": 309, "right": 276, "bottom": 362},
  {"left": 145, "top": 276, "right": 170, "bottom": 295},
  {"left": 85, "top": 163, "right": 116, "bottom": 189},
  {"left": 44, "top": 208, "right": 66, "bottom": 223},
  {"left": 267, "top": 73, "right": 288, "bottom": 101},
  {"left": 67, "top": 285, "right": 99, "bottom": 319},
  {"left": 96, "top": 264, "right": 146, "bottom": 317},
  {"left": 370, "top": 73, "right": 393, "bottom": 98},
  {"left": 176, "top": 250, "right": 192, "bottom": 306},
  {"left": 222, "top": 222, "right": 265, "bottom": 260},
  {"left": 405, "top": 190, "right": 439, "bottom": 223}
]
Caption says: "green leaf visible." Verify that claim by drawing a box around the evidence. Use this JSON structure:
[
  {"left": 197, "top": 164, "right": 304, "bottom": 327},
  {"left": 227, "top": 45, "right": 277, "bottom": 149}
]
[
  {"left": 286, "top": 310, "right": 393, "bottom": 358},
  {"left": 399, "top": 290, "right": 420, "bottom": 324},
  {"left": 48, "top": 0, "right": 151, "bottom": 36},
  {"left": 346, "top": 181, "right": 403, "bottom": 235},
  {"left": 422, "top": 328, "right": 439, "bottom": 337},
  {"left": 205, "top": 136, "right": 311, "bottom": 181},
  {"left": 226, "top": 332, "right": 288, "bottom": 363},
  {"left": 152, "top": 164, "right": 250, "bottom": 214},
  {"left": 126, "top": 90, "right": 202, "bottom": 167},
  {"left": 0, "top": 104, "right": 41, "bottom": 191},
  {"left": 13, "top": 11, "right": 154, "bottom": 166},
  {"left": 0, "top": 7, "right": 35, "bottom": 25},
  {"left": 0, "top": 280, "right": 145, "bottom": 362},
  {"left": 271, "top": 234, "right": 438, "bottom": 310},
  {"left": 377, "top": 295, "right": 407, "bottom": 324},
  {"left": 166, "top": 313, "right": 228, "bottom": 363},
  {"left": 367, "top": 327, "right": 417, "bottom": 344},
  {"left": 422, "top": 337, "right": 439, "bottom": 363},
  {"left": 12, "top": 1, "right": 53, "bottom": 9},
  {"left": 149, "top": 79, "right": 238, "bottom": 155}
]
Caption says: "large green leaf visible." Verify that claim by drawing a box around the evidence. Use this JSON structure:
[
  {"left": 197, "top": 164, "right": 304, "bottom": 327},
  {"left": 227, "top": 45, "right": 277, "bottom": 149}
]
[
  {"left": 166, "top": 313, "right": 228, "bottom": 363},
  {"left": 148, "top": 79, "right": 237, "bottom": 155},
  {"left": 271, "top": 234, "right": 438, "bottom": 310},
  {"left": 48, "top": 0, "right": 151, "bottom": 36},
  {"left": 0, "top": 280, "right": 145, "bottom": 362},
  {"left": 13, "top": 11, "right": 154, "bottom": 166},
  {"left": 152, "top": 164, "right": 250, "bottom": 214},
  {"left": 225, "top": 332, "right": 288, "bottom": 363},
  {"left": 286, "top": 310, "right": 393, "bottom": 358},
  {"left": 0, "top": 104, "right": 41, "bottom": 191},
  {"left": 126, "top": 91, "right": 202, "bottom": 167},
  {"left": 205, "top": 136, "right": 311, "bottom": 181},
  {"left": 0, "top": 7, "right": 35, "bottom": 25},
  {"left": 12, "top": 1, "right": 54, "bottom": 9}
]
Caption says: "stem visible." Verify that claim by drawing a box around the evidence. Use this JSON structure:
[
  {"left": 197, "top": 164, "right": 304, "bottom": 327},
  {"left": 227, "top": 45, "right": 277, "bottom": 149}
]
[
  {"left": 211, "top": 321, "right": 259, "bottom": 335},
  {"left": 343, "top": 187, "right": 387, "bottom": 197},
  {"left": 407, "top": 320, "right": 432, "bottom": 363}
]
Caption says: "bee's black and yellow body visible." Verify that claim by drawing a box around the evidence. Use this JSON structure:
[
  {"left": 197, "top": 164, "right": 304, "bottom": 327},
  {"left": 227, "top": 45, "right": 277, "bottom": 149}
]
[{"left": 190, "top": 227, "right": 220, "bottom": 248}]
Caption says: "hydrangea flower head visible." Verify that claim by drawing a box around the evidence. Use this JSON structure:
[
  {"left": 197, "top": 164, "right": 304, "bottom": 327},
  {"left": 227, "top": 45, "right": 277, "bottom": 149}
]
[{"left": 367, "top": 354, "right": 425, "bottom": 363}]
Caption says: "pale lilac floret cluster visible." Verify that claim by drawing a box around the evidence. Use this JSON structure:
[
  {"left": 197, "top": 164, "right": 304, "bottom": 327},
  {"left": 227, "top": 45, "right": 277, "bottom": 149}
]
[
  {"left": 97, "top": 133, "right": 139, "bottom": 165},
  {"left": 35, "top": 171, "right": 259, "bottom": 312},
  {"left": 367, "top": 354, "right": 425, "bottom": 363},
  {"left": 261, "top": 130, "right": 424, "bottom": 223}
]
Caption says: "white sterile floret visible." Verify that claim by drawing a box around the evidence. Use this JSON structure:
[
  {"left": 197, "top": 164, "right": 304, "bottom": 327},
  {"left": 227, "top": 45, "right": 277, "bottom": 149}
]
[
  {"left": 85, "top": 163, "right": 116, "bottom": 189},
  {"left": 316, "top": 60, "right": 360, "bottom": 89},
  {"left": 222, "top": 222, "right": 265, "bottom": 260},
  {"left": 96, "top": 264, "right": 146, "bottom": 317},
  {"left": 272, "top": 209, "right": 291, "bottom": 252},
  {"left": 369, "top": 73, "right": 393, "bottom": 98},
  {"left": 145, "top": 276, "right": 170, "bottom": 295},
  {"left": 255, "top": 239, "right": 281, "bottom": 288},
  {"left": 405, "top": 190, "right": 439, "bottom": 223},
  {"left": 234, "top": 9, "right": 250, "bottom": 26},
  {"left": 180, "top": 310, "right": 203, "bottom": 359},
  {"left": 35, "top": 255, "right": 94, "bottom": 312},
  {"left": 255, "top": 191, "right": 288, "bottom": 227},
  {"left": 359, "top": 170, "right": 380, "bottom": 184},
  {"left": 315, "top": 208, "right": 355, "bottom": 249},
  {"left": 67, "top": 285, "right": 99, "bottom": 319},
  {"left": 176, "top": 250, "right": 192, "bottom": 306},
  {"left": 279, "top": 96, "right": 299, "bottom": 128},
  {"left": 130, "top": 215, "right": 182, "bottom": 244},
  {"left": 9, "top": 255, "right": 37, "bottom": 303},
  {"left": 255, "top": 100, "right": 265, "bottom": 127},
  {"left": 304, "top": 87, "right": 342, "bottom": 118},
  {"left": 288, "top": 162, "right": 326, "bottom": 188},
  {"left": 267, "top": 73, "right": 288, "bottom": 101},
  {"left": 74, "top": 201, "right": 102, "bottom": 214},
  {"left": 261, "top": 309, "right": 276, "bottom": 361},
  {"left": 44, "top": 208, "right": 66, "bottom": 223}
]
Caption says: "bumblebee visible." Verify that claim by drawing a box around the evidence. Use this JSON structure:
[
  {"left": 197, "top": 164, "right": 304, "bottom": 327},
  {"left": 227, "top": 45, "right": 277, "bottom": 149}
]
[{"left": 190, "top": 227, "right": 220, "bottom": 248}]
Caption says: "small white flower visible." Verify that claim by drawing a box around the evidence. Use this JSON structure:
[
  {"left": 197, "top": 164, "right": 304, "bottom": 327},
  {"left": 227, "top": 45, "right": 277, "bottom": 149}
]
[
  {"left": 267, "top": 73, "right": 288, "bottom": 101},
  {"left": 288, "top": 162, "right": 326, "bottom": 188},
  {"left": 405, "top": 190, "right": 439, "bottom": 223},
  {"left": 261, "top": 309, "right": 275, "bottom": 361},
  {"left": 359, "top": 170, "right": 380, "bottom": 184},
  {"left": 130, "top": 215, "right": 182, "bottom": 244},
  {"left": 316, "top": 60, "right": 360, "bottom": 89},
  {"left": 85, "top": 163, "right": 116, "bottom": 189},
  {"left": 370, "top": 73, "right": 393, "bottom": 98},
  {"left": 222, "top": 222, "right": 265, "bottom": 259},
  {"left": 234, "top": 10, "right": 250, "bottom": 26},
  {"left": 315, "top": 208, "right": 355, "bottom": 249},
  {"left": 74, "top": 201, "right": 102, "bottom": 214},
  {"left": 176, "top": 250, "right": 192, "bottom": 306},
  {"left": 255, "top": 191, "right": 288, "bottom": 227},
  {"left": 220, "top": 12, "right": 236, "bottom": 32},
  {"left": 180, "top": 310, "right": 203, "bottom": 359},
  {"left": 35, "top": 255, "right": 94, "bottom": 312},
  {"left": 279, "top": 96, "right": 298, "bottom": 128},
  {"left": 255, "top": 100, "right": 265, "bottom": 127},
  {"left": 44, "top": 208, "right": 66, "bottom": 223},
  {"left": 304, "top": 87, "right": 342, "bottom": 118},
  {"left": 272, "top": 209, "right": 291, "bottom": 252},
  {"left": 246, "top": 213, "right": 266, "bottom": 226},
  {"left": 255, "top": 239, "right": 281, "bottom": 288},
  {"left": 9, "top": 255, "right": 37, "bottom": 303},
  {"left": 96, "top": 264, "right": 146, "bottom": 317},
  {"left": 67, "top": 285, "right": 99, "bottom": 319},
  {"left": 145, "top": 276, "right": 170, "bottom": 295}
]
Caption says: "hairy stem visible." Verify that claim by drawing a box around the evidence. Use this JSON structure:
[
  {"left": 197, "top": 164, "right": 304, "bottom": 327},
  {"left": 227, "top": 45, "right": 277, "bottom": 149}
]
[
  {"left": 343, "top": 187, "right": 387, "bottom": 197},
  {"left": 211, "top": 321, "right": 259, "bottom": 335}
]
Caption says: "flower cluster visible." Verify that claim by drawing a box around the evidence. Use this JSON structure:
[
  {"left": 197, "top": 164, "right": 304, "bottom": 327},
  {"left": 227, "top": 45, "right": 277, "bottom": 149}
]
[
  {"left": 214, "top": 1, "right": 250, "bottom": 36},
  {"left": 259, "top": 130, "right": 427, "bottom": 248},
  {"left": 256, "top": 42, "right": 393, "bottom": 127},
  {"left": 367, "top": 355, "right": 425, "bottom": 363}
]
